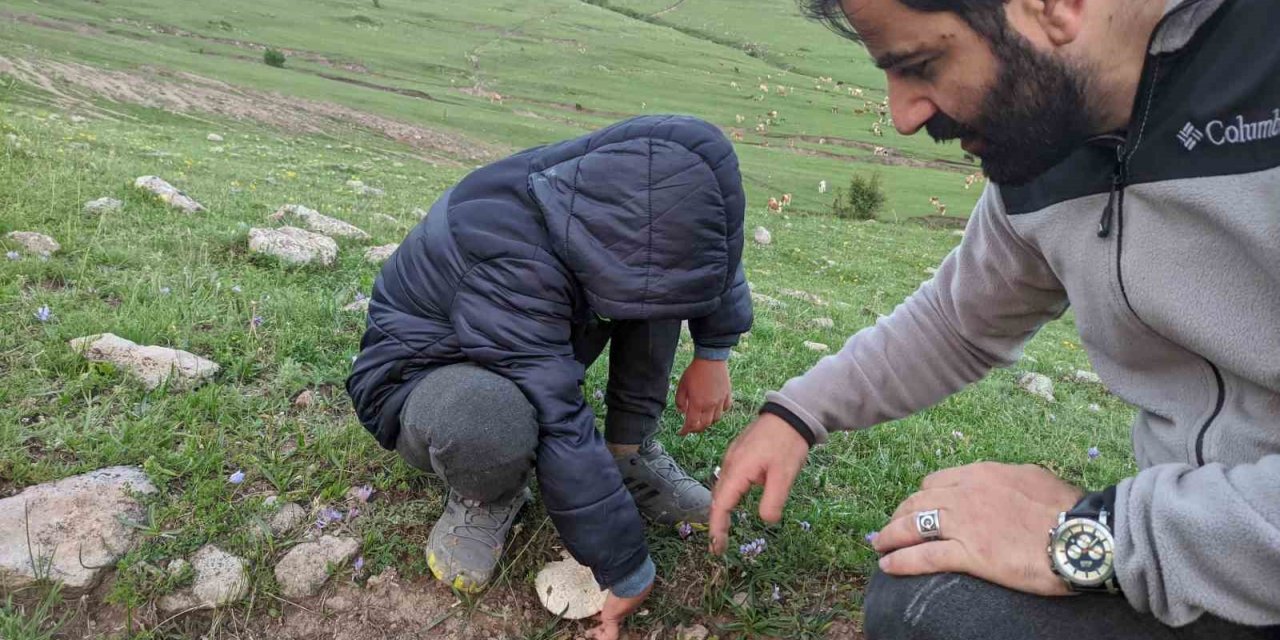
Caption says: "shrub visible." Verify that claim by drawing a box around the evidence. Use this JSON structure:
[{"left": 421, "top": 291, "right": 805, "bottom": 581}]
[
  {"left": 831, "top": 173, "right": 885, "bottom": 220},
  {"left": 263, "top": 48, "right": 286, "bottom": 68}
]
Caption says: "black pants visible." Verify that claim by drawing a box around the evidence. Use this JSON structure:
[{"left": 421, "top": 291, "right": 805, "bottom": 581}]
[
  {"left": 864, "top": 570, "right": 1279, "bottom": 640},
  {"left": 395, "top": 319, "right": 681, "bottom": 502}
]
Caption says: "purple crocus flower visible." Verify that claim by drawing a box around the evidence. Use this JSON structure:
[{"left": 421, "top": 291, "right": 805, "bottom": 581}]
[
  {"left": 6, "top": 251, "right": 19, "bottom": 261},
  {"left": 34, "top": 305, "right": 51, "bottom": 323},
  {"left": 799, "top": 521, "right": 811, "bottom": 532},
  {"left": 739, "top": 538, "right": 767, "bottom": 559},
  {"left": 1088, "top": 447, "right": 1100, "bottom": 460},
  {"left": 322, "top": 507, "right": 343, "bottom": 522},
  {"left": 771, "top": 584, "right": 782, "bottom": 602},
  {"left": 864, "top": 531, "right": 879, "bottom": 544},
  {"left": 346, "top": 507, "right": 360, "bottom": 520},
  {"left": 354, "top": 291, "right": 367, "bottom": 302},
  {"left": 951, "top": 430, "right": 965, "bottom": 439},
  {"left": 678, "top": 522, "right": 693, "bottom": 539},
  {"left": 250, "top": 315, "right": 264, "bottom": 328},
  {"left": 228, "top": 469, "right": 245, "bottom": 484},
  {"left": 353, "top": 556, "right": 365, "bottom": 572},
  {"left": 354, "top": 485, "right": 374, "bottom": 503},
  {"left": 592, "top": 389, "right": 604, "bottom": 401}
]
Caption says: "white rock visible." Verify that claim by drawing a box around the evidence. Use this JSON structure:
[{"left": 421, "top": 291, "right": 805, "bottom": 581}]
[
  {"left": 6, "top": 231, "right": 60, "bottom": 256},
  {"left": 293, "top": 389, "right": 315, "bottom": 408},
  {"left": 804, "top": 341, "right": 830, "bottom": 352},
  {"left": 1018, "top": 372, "right": 1056, "bottom": 403},
  {"left": 413, "top": 207, "right": 430, "bottom": 219},
  {"left": 206, "top": 133, "right": 224, "bottom": 142},
  {"left": 371, "top": 213, "right": 399, "bottom": 225},
  {"left": 70, "top": 333, "right": 220, "bottom": 390},
  {"left": 925, "top": 267, "right": 939, "bottom": 276},
  {"left": 811, "top": 317, "right": 835, "bottom": 329},
  {"left": 343, "top": 299, "right": 370, "bottom": 313},
  {"left": 270, "top": 503, "right": 308, "bottom": 535},
  {"left": 1070, "top": 370, "right": 1103, "bottom": 385},
  {"left": 363, "top": 244, "right": 398, "bottom": 264},
  {"left": 534, "top": 554, "right": 607, "bottom": 620},
  {"left": 248, "top": 226, "right": 338, "bottom": 266},
  {"left": 274, "top": 535, "right": 359, "bottom": 598},
  {"left": 158, "top": 545, "right": 248, "bottom": 612},
  {"left": 271, "top": 204, "right": 371, "bottom": 240},
  {"left": 134, "top": 176, "right": 204, "bottom": 213},
  {"left": 0, "top": 467, "right": 155, "bottom": 593},
  {"left": 779, "top": 288, "right": 827, "bottom": 306},
  {"left": 167, "top": 558, "right": 190, "bottom": 577},
  {"left": 83, "top": 197, "right": 123, "bottom": 215},
  {"left": 753, "top": 226, "right": 772, "bottom": 245},
  {"left": 674, "top": 624, "right": 710, "bottom": 640},
  {"left": 952, "top": 230, "right": 966, "bottom": 238},
  {"left": 751, "top": 292, "right": 786, "bottom": 309},
  {"left": 346, "top": 179, "right": 384, "bottom": 197}
]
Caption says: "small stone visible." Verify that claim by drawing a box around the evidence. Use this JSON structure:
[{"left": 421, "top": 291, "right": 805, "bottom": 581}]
[
  {"left": 753, "top": 226, "right": 772, "bottom": 245},
  {"left": 750, "top": 292, "right": 786, "bottom": 309},
  {"left": 326, "top": 595, "right": 354, "bottom": 612},
  {"left": 271, "top": 204, "right": 370, "bottom": 240},
  {"left": 731, "top": 592, "right": 749, "bottom": 607},
  {"left": 1088, "top": 403, "right": 1103, "bottom": 413},
  {"left": 413, "top": 207, "right": 430, "bottom": 219},
  {"left": 674, "top": 624, "right": 710, "bottom": 640},
  {"left": 248, "top": 227, "right": 338, "bottom": 266},
  {"left": 1018, "top": 372, "right": 1056, "bottom": 403},
  {"left": 779, "top": 288, "right": 827, "bottom": 306},
  {"left": 366, "top": 567, "right": 399, "bottom": 590},
  {"left": 293, "top": 389, "right": 316, "bottom": 408},
  {"left": 83, "top": 197, "right": 123, "bottom": 215},
  {"left": 1070, "top": 370, "right": 1103, "bottom": 385},
  {"left": 952, "top": 230, "right": 966, "bottom": 238},
  {"left": 70, "top": 333, "right": 220, "bottom": 390},
  {"left": 346, "top": 179, "right": 384, "bottom": 197},
  {"left": 925, "top": 267, "right": 939, "bottom": 275},
  {"left": 804, "top": 341, "right": 830, "bottom": 352},
  {"left": 158, "top": 545, "right": 248, "bottom": 612},
  {"left": 269, "top": 503, "right": 308, "bottom": 535},
  {"left": 6, "top": 231, "right": 60, "bottom": 257},
  {"left": 0, "top": 467, "right": 155, "bottom": 593},
  {"left": 206, "top": 133, "right": 224, "bottom": 142},
  {"left": 811, "top": 317, "right": 835, "bottom": 329},
  {"left": 343, "top": 299, "right": 370, "bottom": 313},
  {"left": 167, "top": 558, "right": 190, "bottom": 576},
  {"left": 274, "top": 535, "right": 360, "bottom": 598},
  {"left": 262, "top": 495, "right": 280, "bottom": 508},
  {"left": 534, "top": 554, "right": 607, "bottom": 620},
  {"left": 134, "top": 176, "right": 204, "bottom": 213},
  {"left": 363, "top": 243, "right": 398, "bottom": 264}
]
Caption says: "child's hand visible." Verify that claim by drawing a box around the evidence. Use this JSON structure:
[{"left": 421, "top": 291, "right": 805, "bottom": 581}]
[
  {"left": 676, "top": 358, "right": 733, "bottom": 435},
  {"left": 587, "top": 584, "right": 653, "bottom": 640}
]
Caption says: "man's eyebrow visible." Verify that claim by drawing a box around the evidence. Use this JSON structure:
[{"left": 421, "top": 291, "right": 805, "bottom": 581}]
[{"left": 873, "top": 49, "right": 928, "bottom": 70}]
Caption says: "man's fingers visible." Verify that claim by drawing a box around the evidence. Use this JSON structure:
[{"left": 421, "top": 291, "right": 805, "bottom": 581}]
[
  {"left": 873, "top": 508, "right": 945, "bottom": 554},
  {"left": 722, "top": 393, "right": 733, "bottom": 411},
  {"left": 675, "top": 385, "right": 689, "bottom": 414},
  {"left": 709, "top": 466, "right": 754, "bottom": 554},
  {"left": 878, "top": 539, "right": 968, "bottom": 576},
  {"left": 889, "top": 487, "right": 961, "bottom": 522},
  {"left": 757, "top": 462, "right": 800, "bottom": 523}
]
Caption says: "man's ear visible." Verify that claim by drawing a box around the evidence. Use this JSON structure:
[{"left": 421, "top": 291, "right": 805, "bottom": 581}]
[{"left": 1038, "top": 0, "right": 1086, "bottom": 46}]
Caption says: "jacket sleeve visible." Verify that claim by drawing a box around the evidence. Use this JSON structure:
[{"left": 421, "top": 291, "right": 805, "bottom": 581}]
[
  {"left": 1114, "top": 455, "right": 1280, "bottom": 626},
  {"left": 451, "top": 255, "right": 649, "bottom": 588},
  {"left": 764, "top": 185, "right": 1069, "bottom": 442},
  {"left": 689, "top": 261, "right": 753, "bottom": 353}
]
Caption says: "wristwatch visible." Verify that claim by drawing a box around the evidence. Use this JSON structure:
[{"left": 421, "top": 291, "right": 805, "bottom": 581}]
[{"left": 1048, "top": 492, "right": 1122, "bottom": 594}]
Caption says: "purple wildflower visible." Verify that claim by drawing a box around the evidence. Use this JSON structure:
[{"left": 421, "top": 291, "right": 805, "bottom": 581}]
[
  {"left": 34, "top": 305, "right": 51, "bottom": 323},
  {"left": 739, "top": 538, "right": 767, "bottom": 559},
  {"left": 315, "top": 517, "right": 329, "bottom": 530},
  {"left": 951, "top": 430, "right": 965, "bottom": 439},
  {"left": 354, "top": 485, "right": 374, "bottom": 503},
  {"left": 250, "top": 315, "right": 264, "bottom": 328},
  {"left": 592, "top": 389, "right": 604, "bottom": 401},
  {"left": 354, "top": 291, "right": 367, "bottom": 302},
  {"left": 799, "top": 521, "right": 811, "bottom": 532},
  {"left": 1088, "top": 447, "right": 1100, "bottom": 460},
  {"left": 771, "top": 584, "right": 782, "bottom": 602},
  {"left": 864, "top": 531, "right": 879, "bottom": 544},
  {"left": 346, "top": 507, "right": 360, "bottom": 520},
  {"left": 228, "top": 469, "right": 245, "bottom": 484},
  {"left": 322, "top": 507, "right": 343, "bottom": 523},
  {"left": 6, "top": 250, "right": 19, "bottom": 261},
  {"left": 354, "top": 556, "right": 365, "bottom": 572},
  {"left": 678, "top": 522, "right": 693, "bottom": 539}
]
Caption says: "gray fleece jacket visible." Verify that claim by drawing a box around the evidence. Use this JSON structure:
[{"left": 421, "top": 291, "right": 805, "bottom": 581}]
[{"left": 764, "top": 0, "right": 1280, "bottom": 627}]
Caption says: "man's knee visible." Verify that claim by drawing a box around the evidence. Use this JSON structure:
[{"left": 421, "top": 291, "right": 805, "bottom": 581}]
[
  {"left": 399, "top": 363, "right": 538, "bottom": 502},
  {"left": 864, "top": 570, "right": 1023, "bottom": 640}
]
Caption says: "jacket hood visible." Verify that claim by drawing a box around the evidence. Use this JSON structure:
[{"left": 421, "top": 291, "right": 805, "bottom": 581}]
[{"left": 527, "top": 115, "right": 746, "bottom": 320}]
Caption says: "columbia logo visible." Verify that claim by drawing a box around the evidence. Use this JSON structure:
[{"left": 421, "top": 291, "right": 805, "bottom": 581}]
[{"left": 1178, "top": 122, "right": 1204, "bottom": 150}]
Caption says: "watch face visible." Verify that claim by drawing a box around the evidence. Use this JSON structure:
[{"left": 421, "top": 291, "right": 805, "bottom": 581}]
[{"left": 1051, "top": 518, "right": 1115, "bottom": 587}]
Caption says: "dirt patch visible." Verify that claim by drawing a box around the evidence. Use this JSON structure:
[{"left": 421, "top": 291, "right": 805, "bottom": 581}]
[
  {"left": 763, "top": 133, "right": 975, "bottom": 174},
  {"left": 0, "top": 10, "right": 106, "bottom": 37},
  {"left": 0, "top": 55, "right": 501, "bottom": 166},
  {"left": 913, "top": 215, "right": 969, "bottom": 230}
]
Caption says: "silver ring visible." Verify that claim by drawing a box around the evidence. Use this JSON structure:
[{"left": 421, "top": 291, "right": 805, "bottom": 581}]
[{"left": 916, "top": 509, "right": 941, "bottom": 540}]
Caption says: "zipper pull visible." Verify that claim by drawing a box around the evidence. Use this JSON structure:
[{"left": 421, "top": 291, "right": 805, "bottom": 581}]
[{"left": 1098, "top": 182, "right": 1117, "bottom": 238}]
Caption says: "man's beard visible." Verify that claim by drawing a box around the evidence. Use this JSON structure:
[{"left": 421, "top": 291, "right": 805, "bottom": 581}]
[{"left": 925, "top": 30, "right": 1100, "bottom": 186}]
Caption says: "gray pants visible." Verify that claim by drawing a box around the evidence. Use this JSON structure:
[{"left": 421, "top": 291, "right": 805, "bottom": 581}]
[
  {"left": 396, "top": 319, "right": 680, "bottom": 502},
  {"left": 864, "top": 570, "right": 1278, "bottom": 640}
]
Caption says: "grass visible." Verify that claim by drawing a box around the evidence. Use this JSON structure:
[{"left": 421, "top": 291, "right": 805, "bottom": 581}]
[{"left": 0, "top": 1, "right": 1136, "bottom": 638}]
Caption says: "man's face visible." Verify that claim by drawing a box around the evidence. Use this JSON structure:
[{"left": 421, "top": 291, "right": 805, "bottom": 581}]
[{"left": 843, "top": 0, "right": 1100, "bottom": 185}]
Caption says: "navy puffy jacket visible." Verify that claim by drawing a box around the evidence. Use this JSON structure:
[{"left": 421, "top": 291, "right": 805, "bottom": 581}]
[{"left": 346, "top": 115, "right": 752, "bottom": 587}]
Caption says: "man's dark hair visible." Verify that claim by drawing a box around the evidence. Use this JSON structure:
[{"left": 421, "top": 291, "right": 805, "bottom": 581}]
[{"left": 798, "top": 0, "right": 1010, "bottom": 43}]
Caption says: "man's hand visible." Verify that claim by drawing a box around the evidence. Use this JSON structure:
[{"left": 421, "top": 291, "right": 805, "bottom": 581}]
[
  {"left": 676, "top": 358, "right": 733, "bottom": 436},
  {"left": 709, "top": 413, "right": 810, "bottom": 554},
  {"left": 587, "top": 584, "right": 653, "bottom": 640},
  {"left": 873, "top": 462, "right": 1085, "bottom": 596}
]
